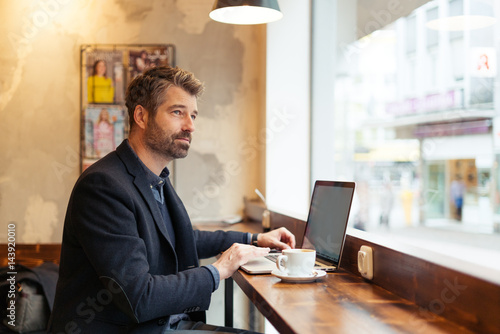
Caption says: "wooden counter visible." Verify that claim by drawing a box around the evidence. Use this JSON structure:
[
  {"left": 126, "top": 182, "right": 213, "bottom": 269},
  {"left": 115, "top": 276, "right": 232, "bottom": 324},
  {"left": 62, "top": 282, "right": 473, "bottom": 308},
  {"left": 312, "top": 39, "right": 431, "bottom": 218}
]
[
  {"left": 232, "top": 268, "right": 473, "bottom": 334},
  {"left": 3, "top": 218, "right": 498, "bottom": 333}
]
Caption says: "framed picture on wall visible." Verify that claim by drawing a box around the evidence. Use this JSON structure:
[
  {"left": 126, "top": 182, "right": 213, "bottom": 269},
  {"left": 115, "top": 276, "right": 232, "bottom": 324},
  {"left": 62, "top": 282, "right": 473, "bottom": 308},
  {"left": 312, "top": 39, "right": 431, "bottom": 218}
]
[
  {"left": 80, "top": 44, "right": 176, "bottom": 172},
  {"left": 84, "top": 49, "right": 125, "bottom": 105},
  {"left": 129, "top": 45, "right": 175, "bottom": 80},
  {"left": 82, "top": 104, "right": 126, "bottom": 171}
]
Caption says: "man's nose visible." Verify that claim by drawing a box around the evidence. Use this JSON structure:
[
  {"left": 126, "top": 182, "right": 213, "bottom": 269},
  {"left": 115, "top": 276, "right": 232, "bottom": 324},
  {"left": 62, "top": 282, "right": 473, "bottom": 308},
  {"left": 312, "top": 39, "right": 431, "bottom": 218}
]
[{"left": 183, "top": 114, "right": 195, "bottom": 133}]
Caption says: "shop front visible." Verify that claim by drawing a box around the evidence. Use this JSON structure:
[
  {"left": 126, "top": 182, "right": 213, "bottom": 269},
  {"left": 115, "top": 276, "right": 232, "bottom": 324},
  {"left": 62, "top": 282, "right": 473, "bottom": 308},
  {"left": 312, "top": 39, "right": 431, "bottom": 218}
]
[{"left": 421, "top": 129, "right": 494, "bottom": 231}]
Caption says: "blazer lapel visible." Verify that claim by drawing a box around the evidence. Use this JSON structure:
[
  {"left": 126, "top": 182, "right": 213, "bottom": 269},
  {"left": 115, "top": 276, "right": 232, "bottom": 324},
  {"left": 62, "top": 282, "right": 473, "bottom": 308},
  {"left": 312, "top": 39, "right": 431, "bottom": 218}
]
[
  {"left": 164, "top": 177, "right": 199, "bottom": 270},
  {"left": 115, "top": 141, "right": 175, "bottom": 249},
  {"left": 133, "top": 177, "right": 173, "bottom": 245}
]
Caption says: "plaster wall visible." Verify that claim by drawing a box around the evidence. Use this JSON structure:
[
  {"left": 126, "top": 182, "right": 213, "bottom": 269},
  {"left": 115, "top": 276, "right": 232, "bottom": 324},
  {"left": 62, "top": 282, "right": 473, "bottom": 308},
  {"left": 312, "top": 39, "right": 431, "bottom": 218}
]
[{"left": 0, "top": 0, "right": 266, "bottom": 243}]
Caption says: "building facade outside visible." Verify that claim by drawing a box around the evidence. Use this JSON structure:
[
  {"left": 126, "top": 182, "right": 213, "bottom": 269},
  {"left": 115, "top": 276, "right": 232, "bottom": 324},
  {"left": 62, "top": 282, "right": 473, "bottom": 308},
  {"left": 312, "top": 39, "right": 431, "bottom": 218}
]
[{"left": 341, "top": 0, "right": 500, "bottom": 235}]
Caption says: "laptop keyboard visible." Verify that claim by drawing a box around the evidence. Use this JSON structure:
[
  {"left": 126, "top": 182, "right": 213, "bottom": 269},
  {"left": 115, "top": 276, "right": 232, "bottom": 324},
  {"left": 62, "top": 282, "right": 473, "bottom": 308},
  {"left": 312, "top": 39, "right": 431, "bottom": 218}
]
[{"left": 265, "top": 254, "right": 280, "bottom": 262}]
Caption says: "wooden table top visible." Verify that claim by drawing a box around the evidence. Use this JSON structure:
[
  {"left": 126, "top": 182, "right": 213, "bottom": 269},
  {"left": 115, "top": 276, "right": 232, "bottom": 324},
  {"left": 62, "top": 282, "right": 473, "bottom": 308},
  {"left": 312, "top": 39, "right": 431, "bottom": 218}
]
[{"left": 232, "top": 269, "right": 473, "bottom": 334}]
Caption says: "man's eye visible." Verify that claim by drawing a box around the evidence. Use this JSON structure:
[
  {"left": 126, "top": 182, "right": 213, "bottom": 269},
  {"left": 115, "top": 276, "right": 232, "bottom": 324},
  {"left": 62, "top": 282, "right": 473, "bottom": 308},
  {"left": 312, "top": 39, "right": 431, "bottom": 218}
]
[
  {"left": 173, "top": 110, "right": 181, "bottom": 115},
  {"left": 191, "top": 114, "right": 197, "bottom": 121}
]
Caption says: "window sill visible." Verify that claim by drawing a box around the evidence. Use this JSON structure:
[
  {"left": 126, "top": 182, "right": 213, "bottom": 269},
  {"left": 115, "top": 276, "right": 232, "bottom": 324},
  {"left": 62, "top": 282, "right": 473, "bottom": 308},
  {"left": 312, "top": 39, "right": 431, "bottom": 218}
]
[{"left": 346, "top": 227, "right": 500, "bottom": 286}]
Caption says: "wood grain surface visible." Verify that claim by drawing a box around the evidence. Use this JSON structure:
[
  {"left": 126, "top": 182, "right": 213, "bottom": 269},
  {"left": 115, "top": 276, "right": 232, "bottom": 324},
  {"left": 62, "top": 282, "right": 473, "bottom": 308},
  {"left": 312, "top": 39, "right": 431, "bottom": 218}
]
[{"left": 233, "top": 269, "right": 473, "bottom": 334}]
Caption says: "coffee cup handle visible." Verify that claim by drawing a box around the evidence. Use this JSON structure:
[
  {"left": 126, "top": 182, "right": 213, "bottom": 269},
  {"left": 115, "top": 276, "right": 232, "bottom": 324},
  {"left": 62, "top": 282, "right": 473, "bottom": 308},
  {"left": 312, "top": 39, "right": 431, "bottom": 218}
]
[{"left": 276, "top": 255, "right": 287, "bottom": 272}]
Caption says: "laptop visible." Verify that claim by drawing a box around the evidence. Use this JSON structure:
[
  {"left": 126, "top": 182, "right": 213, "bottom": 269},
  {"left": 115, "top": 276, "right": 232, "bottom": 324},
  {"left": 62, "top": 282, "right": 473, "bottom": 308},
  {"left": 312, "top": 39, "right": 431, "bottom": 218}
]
[{"left": 241, "top": 180, "right": 356, "bottom": 274}]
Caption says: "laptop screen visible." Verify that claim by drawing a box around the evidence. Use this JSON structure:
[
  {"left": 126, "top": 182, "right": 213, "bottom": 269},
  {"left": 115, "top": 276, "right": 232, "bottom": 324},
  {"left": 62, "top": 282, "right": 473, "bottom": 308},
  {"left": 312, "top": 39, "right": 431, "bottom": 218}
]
[{"left": 301, "top": 181, "right": 355, "bottom": 265}]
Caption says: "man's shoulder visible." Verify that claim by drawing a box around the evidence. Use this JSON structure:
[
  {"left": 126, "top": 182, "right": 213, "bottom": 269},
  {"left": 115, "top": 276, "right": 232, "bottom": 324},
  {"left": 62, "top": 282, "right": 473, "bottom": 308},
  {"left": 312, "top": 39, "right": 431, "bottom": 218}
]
[
  {"left": 83, "top": 140, "right": 138, "bottom": 176},
  {"left": 78, "top": 151, "right": 136, "bottom": 188},
  {"left": 83, "top": 151, "right": 123, "bottom": 175},
  {"left": 74, "top": 141, "right": 146, "bottom": 193}
]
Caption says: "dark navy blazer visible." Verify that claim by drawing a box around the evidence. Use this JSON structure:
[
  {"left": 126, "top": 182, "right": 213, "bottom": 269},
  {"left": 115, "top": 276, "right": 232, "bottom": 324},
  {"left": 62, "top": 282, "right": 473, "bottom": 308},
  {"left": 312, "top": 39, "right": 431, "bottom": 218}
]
[{"left": 48, "top": 140, "right": 247, "bottom": 333}]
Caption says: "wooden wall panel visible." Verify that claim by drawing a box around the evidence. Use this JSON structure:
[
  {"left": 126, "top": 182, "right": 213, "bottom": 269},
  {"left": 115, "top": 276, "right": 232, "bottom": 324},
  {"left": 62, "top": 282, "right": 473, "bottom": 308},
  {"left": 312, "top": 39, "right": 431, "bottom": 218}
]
[{"left": 0, "top": 244, "right": 61, "bottom": 268}]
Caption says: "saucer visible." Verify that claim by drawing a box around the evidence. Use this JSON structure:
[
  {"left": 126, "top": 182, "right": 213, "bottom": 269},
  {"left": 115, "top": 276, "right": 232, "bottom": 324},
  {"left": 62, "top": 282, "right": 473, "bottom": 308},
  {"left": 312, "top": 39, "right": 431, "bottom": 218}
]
[{"left": 271, "top": 269, "right": 326, "bottom": 283}]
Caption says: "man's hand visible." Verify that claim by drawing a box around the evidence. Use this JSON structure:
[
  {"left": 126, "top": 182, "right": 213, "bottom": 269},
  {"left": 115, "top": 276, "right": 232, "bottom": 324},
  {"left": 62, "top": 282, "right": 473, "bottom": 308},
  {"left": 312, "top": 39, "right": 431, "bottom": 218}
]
[
  {"left": 257, "top": 227, "right": 296, "bottom": 250},
  {"left": 213, "top": 243, "right": 270, "bottom": 280}
]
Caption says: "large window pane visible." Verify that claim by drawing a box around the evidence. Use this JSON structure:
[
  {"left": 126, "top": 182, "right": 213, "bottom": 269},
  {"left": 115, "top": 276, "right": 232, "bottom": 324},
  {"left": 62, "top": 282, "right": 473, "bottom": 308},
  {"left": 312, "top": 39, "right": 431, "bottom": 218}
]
[{"left": 314, "top": 0, "right": 500, "bottom": 278}]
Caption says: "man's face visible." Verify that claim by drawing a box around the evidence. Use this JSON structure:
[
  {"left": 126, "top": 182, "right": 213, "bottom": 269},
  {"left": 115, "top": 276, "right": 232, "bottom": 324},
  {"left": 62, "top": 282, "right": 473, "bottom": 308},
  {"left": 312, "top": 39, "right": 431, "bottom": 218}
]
[{"left": 143, "top": 86, "right": 198, "bottom": 161}]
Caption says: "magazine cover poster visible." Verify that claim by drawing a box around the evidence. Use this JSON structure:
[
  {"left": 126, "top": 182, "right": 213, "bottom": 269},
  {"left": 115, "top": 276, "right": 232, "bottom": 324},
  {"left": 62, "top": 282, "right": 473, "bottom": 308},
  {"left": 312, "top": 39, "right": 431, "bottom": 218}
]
[
  {"left": 129, "top": 46, "right": 174, "bottom": 79},
  {"left": 85, "top": 49, "right": 125, "bottom": 104},
  {"left": 83, "top": 105, "right": 126, "bottom": 164}
]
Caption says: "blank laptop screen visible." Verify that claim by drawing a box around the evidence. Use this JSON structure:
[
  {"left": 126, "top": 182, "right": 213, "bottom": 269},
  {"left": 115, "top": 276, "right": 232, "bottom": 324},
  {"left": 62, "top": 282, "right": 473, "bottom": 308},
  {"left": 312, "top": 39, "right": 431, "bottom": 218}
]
[{"left": 301, "top": 182, "right": 355, "bottom": 264}]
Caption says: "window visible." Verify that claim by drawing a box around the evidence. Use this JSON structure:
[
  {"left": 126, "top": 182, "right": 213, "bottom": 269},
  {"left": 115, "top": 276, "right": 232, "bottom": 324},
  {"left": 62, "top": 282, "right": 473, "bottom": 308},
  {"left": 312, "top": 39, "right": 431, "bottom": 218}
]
[
  {"left": 268, "top": 0, "right": 500, "bottom": 283},
  {"left": 326, "top": 0, "right": 500, "bottom": 280},
  {"left": 406, "top": 16, "right": 417, "bottom": 54},
  {"left": 426, "top": 7, "right": 439, "bottom": 48}
]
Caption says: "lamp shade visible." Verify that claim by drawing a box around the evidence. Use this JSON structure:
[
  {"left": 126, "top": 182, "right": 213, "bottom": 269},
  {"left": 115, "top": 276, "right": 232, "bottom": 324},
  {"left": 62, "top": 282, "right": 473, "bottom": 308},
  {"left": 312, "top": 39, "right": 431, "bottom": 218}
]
[{"left": 210, "top": 0, "right": 283, "bottom": 25}]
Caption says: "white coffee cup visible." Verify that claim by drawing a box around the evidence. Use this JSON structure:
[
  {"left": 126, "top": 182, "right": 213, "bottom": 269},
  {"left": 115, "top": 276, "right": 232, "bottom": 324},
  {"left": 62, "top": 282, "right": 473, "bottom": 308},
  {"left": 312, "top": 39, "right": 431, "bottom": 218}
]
[{"left": 276, "top": 249, "right": 316, "bottom": 277}]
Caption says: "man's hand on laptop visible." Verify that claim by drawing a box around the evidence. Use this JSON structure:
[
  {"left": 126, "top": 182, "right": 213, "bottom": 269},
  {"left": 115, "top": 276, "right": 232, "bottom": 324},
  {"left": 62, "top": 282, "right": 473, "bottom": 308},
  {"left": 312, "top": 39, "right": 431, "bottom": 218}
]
[
  {"left": 258, "top": 227, "right": 296, "bottom": 250},
  {"left": 213, "top": 244, "right": 270, "bottom": 280}
]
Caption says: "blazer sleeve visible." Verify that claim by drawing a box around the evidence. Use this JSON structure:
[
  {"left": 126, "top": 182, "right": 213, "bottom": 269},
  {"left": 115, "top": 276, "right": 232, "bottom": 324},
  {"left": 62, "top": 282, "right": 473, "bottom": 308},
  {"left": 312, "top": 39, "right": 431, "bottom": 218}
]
[
  {"left": 193, "top": 229, "right": 250, "bottom": 259},
  {"left": 67, "top": 171, "right": 214, "bottom": 323}
]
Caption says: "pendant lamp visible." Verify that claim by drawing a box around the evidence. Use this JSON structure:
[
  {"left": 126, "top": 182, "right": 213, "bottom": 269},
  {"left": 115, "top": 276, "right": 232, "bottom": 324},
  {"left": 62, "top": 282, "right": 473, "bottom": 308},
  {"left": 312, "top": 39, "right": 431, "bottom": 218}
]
[{"left": 210, "top": 0, "right": 283, "bottom": 25}]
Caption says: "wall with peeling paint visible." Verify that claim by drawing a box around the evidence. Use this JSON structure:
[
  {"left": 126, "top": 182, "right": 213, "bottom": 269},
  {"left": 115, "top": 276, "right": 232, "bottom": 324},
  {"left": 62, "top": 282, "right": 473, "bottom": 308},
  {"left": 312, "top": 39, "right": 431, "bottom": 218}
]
[{"left": 0, "top": 0, "right": 266, "bottom": 243}]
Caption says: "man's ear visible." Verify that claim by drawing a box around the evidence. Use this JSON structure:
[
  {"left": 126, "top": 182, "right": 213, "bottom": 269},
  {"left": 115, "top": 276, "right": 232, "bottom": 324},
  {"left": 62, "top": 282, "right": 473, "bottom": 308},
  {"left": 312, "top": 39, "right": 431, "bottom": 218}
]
[{"left": 133, "top": 105, "right": 148, "bottom": 130}]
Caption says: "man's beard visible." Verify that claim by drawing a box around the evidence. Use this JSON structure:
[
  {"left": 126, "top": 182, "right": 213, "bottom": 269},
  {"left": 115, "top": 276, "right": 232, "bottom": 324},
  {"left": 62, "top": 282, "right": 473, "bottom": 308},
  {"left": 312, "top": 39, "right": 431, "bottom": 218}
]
[{"left": 144, "top": 117, "right": 192, "bottom": 160}]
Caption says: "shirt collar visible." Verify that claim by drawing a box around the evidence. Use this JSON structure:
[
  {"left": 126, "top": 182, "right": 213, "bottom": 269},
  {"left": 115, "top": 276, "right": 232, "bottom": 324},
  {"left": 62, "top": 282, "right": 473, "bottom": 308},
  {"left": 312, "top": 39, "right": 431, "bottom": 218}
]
[
  {"left": 145, "top": 166, "right": 170, "bottom": 190},
  {"left": 125, "top": 140, "right": 170, "bottom": 189}
]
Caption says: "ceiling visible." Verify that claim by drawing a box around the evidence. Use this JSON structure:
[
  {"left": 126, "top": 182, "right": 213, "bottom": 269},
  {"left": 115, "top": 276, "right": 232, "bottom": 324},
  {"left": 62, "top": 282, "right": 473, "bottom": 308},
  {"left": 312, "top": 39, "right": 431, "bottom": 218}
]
[{"left": 357, "top": 0, "right": 431, "bottom": 38}]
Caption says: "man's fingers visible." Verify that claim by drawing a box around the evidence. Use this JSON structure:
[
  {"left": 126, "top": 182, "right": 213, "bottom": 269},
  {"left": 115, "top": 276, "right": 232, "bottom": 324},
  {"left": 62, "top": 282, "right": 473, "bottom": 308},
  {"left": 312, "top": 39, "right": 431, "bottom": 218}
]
[
  {"left": 241, "top": 245, "right": 270, "bottom": 262},
  {"left": 229, "top": 244, "right": 270, "bottom": 264},
  {"left": 260, "top": 227, "right": 296, "bottom": 249},
  {"left": 276, "top": 242, "right": 291, "bottom": 250},
  {"left": 215, "top": 243, "right": 273, "bottom": 280},
  {"left": 279, "top": 228, "right": 297, "bottom": 248},
  {"left": 253, "top": 247, "right": 271, "bottom": 259}
]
